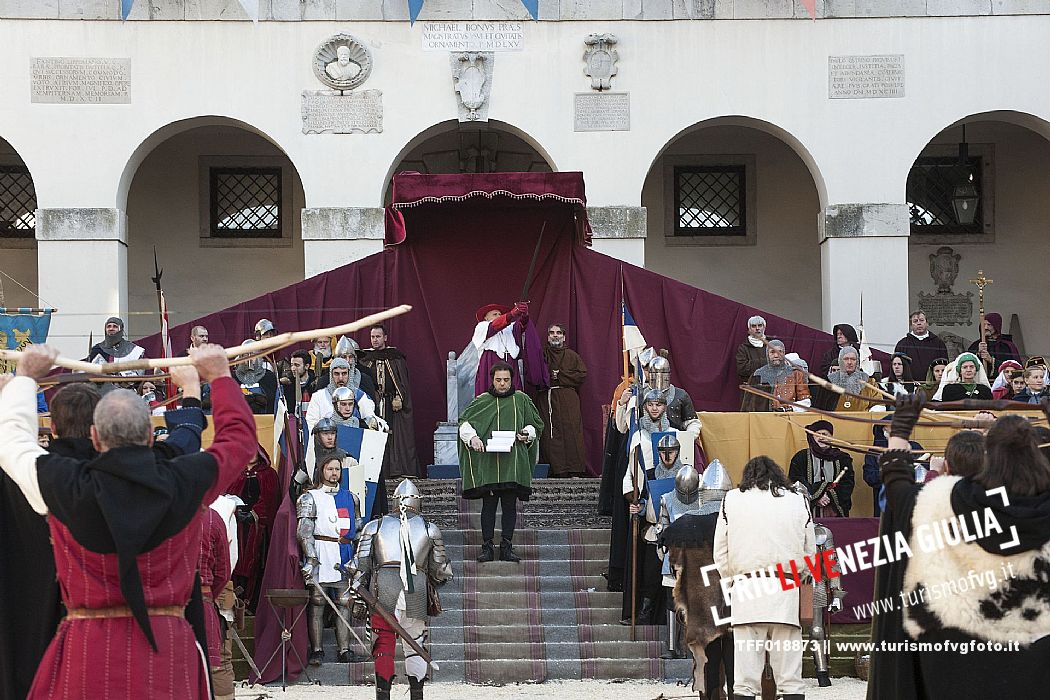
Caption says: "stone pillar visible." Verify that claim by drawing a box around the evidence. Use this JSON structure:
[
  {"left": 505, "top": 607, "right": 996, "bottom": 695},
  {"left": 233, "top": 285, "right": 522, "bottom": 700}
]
[
  {"left": 302, "top": 207, "right": 385, "bottom": 278},
  {"left": 587, "top": 206, "right": 646, "bottom": 267},
  {"left": 37, "top": 208, "right": 127, "bottom": 358},
  {"left": 820, "top": 203, "right": 910, "bottom": 355}
]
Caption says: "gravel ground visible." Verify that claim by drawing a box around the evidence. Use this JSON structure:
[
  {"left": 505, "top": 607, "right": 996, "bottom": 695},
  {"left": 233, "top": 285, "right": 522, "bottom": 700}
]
[{"left": 236, "top": 677, "right": 869, "bottom": 700}]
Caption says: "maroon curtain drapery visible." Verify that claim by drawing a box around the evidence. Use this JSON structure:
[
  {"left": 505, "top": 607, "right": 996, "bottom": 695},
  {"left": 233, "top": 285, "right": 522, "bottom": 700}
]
[
  {"left": 137, "top": 172, "right": 881, "bottom": 475},
  {"left": 385, "top": 171, "right": 591, "bottom": 246}
]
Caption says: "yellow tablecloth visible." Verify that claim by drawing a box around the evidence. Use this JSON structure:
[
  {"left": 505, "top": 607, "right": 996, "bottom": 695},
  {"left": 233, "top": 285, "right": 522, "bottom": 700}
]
[{"left": 697, "top": 410, "right": 1043, "bottom": 518}]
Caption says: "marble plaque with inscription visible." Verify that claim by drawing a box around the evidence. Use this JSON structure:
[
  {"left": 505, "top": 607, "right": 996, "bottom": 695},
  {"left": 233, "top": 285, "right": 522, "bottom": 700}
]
[
  {"left": 31, "top": 57, "right": 130, "bottom": 104},
  {"left": 917, "top": 291, "right": 974, "bottom": 327},
  {"left": 574, "top": 92, "right": 630, "bottom": 132},
  {"left": 421, "top": 22, "right": 524, "bottom": 52},
  {"left": 302, "top": 90, "right": 383, "bottom": 134},
  {"left": 828, "top": 54, "right": 905, "bottom": 99}
]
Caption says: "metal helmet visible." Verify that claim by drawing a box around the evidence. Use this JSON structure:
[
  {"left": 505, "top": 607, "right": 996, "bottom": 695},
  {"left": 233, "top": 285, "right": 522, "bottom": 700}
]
[
  {"left": 394, "top": 478, "right": 422, "bottom": 513},
  {"left": 254, "top": 318, "right": 276, "bottom": 338},
  {"left": 657, "top": 434, "right": 680, "bottom": 465},
  {"left": 238, "top": 339, "right": 260, "bottom": 372},
  {"left": 312, "top": 416, "right": 337, "bottom": 434},
  {"left": 334, "top": 335, "right": 360, "bottom": 359},
  {"left": 648, "top": 355, "right": 671, "bottom": 391},
  {"left": 331, "top": 386, "right": 355, "bottom": 407},
  {"left": 642, "top": 389, "right": 668, "bottom": 406},
  {"left": 814, "top": 523, "right": 832, "bottom": 548},
  {"left": 674, "top": 463, "right": 700, "bottom": 504},
  {"left": 700, "top": 459, "right": 733, "bottom": 503}
]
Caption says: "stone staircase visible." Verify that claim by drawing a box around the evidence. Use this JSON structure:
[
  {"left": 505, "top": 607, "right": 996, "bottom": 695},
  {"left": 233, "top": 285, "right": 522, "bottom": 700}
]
[{"left": 241, "top": 478, "right": 865, "bottom": 686}]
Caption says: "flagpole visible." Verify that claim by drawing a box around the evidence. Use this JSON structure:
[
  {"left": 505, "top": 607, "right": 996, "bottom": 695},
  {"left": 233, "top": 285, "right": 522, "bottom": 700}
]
[
  {"left": 151, "top": 248, "right": 174, "bottom": 402},
  {"left": 620, "top": 266, "right": 629, "bottom": 382}
]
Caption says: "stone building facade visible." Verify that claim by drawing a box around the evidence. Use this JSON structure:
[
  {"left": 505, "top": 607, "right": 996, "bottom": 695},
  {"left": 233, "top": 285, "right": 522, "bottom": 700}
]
[{"left": 1, "top": 0, "right": 1048, "bottom": 358}]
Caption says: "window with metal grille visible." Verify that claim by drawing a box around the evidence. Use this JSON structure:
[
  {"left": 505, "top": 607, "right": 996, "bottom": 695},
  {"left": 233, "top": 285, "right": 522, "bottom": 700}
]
[
  {"left": 0, "top": 165, "right": 37, "bottom": 238},
  {"left": 209, "top": 167, "right": 282, "bottom": 237},
  {"left": 907, "top": 156, "right": 983, "bottom": 235},
  {"left": 673, "top": 165, "right": 746, "bottom": 236}
]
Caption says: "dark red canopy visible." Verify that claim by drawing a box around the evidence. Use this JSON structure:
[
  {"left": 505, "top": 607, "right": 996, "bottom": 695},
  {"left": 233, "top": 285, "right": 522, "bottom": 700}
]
[
  {"left": 385, "top": 171, "right": 591, "bottom": 246},
  {"left": 139, "top": 172, "right": 854, "bottom": 474}
]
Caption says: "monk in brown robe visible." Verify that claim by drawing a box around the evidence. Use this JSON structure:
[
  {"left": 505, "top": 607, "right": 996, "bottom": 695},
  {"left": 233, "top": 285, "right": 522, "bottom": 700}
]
[{"left": 536, "top": 323, "right": 588, "bottom": 477}]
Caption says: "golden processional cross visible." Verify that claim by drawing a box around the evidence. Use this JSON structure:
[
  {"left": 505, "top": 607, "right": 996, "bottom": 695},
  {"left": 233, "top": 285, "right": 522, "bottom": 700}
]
[{"left": 969, "top": 269, "right": 994, "bottom": 366}]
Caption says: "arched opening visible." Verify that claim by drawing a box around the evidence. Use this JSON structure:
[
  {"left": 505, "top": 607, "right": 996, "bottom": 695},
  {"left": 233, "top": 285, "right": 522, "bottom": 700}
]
[
  {"left": 641, "top": 117, "right": 825, "bottom": 329},
  {"left": 0, "top": 137, "right": 39, "bottom": 309},
  {"left": 383, "top": 119, "right": 554, "bottom": 204},
  {"left": 121, "top": 118, "right": 305, "bottom": 340},
  {"left": 905, "top": 111, "right": 1050, "bottom": 359}
]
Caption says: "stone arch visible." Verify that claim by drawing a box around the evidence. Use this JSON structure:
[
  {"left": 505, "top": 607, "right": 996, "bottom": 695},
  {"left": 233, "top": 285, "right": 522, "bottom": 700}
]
[
  {"left": 640, "top": 115, "right": 826, "bottom": 330},
  {"left": 381, "top": 119, "right": 557, "bottom": 204},
  {"left": 119, "top": 116, "right": 307, "bottom": 338},
  {"left": 644, "top": 115, "right": 829, "bottom": 210},
  {"left": 904, "top": 109, "right": 1050, "bottom": 358},
  {"left": 116, "top": 115, "right": 307, "bottom": 211},
  {"left": 0, "top": 135, "right": 40, "bottom": 309}
]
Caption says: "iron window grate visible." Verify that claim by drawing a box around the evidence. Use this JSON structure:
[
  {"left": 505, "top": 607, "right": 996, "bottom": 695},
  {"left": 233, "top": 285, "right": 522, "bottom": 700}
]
[
  {"left": 210, "top": 167, "right": 282, "bottom": 237},
  {"left": 673, "top": 165, "right": 746, "bottom": 236},
  {"left": 0, "top": 165, "right": 37, "bottom": 238},
  {"left": 907, "top": 156, "right": 982, "bottom": 234}
]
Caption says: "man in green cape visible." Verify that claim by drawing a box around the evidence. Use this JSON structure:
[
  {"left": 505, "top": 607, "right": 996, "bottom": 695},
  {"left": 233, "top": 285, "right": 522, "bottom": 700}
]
[{"left": 458, "top": 362, "right": 544, "bottom": 563}]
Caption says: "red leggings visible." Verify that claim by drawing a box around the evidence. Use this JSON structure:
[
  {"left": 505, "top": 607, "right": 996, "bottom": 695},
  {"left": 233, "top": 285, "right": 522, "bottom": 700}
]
[{"left": 371, "top": 612, "right": 397, "bottom": 681}]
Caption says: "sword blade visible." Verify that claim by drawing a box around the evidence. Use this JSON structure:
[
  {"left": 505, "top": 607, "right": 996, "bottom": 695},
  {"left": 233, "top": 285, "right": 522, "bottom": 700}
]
[{"left": 312, "top": 582, "right": 373, "bottom": 657}]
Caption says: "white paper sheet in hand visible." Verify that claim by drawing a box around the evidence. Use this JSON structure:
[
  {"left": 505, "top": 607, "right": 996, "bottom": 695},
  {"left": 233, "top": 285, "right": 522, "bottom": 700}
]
[{"left": 486, "top": 430, "right": 517, "bottom": 453}]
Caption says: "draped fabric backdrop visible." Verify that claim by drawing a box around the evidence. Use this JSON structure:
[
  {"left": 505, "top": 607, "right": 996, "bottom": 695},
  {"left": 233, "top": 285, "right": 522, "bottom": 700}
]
[{"left": 139, "top": 172, "right": 850, "bottom": 475}]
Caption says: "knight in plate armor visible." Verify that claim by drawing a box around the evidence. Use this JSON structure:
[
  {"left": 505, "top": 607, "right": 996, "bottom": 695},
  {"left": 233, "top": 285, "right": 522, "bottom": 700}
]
[
  {"left": 296, "top": 454, "right": 362, "bottom": 665},
  {"left": 352, "top": 479, "right": 453, "bottom": 700},
  {"left": 810, "top": 522, "right": 847, "bottom": 687}
]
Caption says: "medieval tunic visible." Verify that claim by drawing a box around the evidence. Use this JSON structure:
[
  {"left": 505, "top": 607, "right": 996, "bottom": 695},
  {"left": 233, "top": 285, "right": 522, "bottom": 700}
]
[
  {"left": 198, "top": 507, "right": 231, "bottom": 670},
  {"left": 748, "top": 364, "right": 811, "bottom": 411},
  {"left": 457, "top": 390, "right": 544, "bottom": 500},
  {"left": 229, "top": 450, "right": 280, "bottom": 613},
  {"left": 535, "top": 344, "right": 588, "bottom": 477},
  {"left": 868, "top": 452, "right": 1050, "bottom": 699},
  {"left": 894, "top": 332, "right": 949, "bottom": 379},
  {"left": 788, "top": 448, "right": 855, "bottom": 517},
  {"left": 735, "top": 339, "right": 767, "bottom": 410},
  {"left": 358, "top": 346, "right": 421, "bottom": 478},
  {"left": 1, "top": 403, "right": 206, "bottom": 700},
  {"left": 0, "top": 376, "right": 256, "bottom": 700},
  {"left": 715, "top": 487, "right": 814, "bottom": 696}
]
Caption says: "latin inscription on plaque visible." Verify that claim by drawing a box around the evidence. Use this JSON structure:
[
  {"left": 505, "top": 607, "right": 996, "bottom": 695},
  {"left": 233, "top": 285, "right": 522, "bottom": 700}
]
[
  {"left": 421, "top": 22, "right": 524, "bottom": 52},
  {"left": 917, "top": 291, "right": 974, "bottom": 327},
  {"left": 301, "top": 90, "right": 383, "bottom": 134},
  {"left": 31, "top": 57, "right": 130, "bottom": 104},
  {"left": 574, "top": 92, "right": 630, "bottom": 132},
  {"left": 828, "top": 54, "right": 905, "bottom": 99}
]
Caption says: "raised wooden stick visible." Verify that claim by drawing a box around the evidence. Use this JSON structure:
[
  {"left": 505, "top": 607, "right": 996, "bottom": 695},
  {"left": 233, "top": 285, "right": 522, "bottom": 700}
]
[{"left": 0, "top": 305, "right": 412, "bottom": 375}]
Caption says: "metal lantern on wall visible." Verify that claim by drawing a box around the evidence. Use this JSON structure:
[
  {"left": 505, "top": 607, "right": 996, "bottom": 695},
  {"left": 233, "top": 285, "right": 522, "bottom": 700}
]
[
  {"left": 952, "top": 123, "right": 979, "bottom": 226},
  {"left": 952, "top": 176, "right": 979, "bottom": 226}
]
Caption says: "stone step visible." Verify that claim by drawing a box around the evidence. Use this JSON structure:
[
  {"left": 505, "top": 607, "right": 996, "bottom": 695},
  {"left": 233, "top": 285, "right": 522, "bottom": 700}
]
[
  {"left": 439, "top": 528, "right": 611, "bottom": 545},
  {"left": 429, "top": 622, "right": 666, "bottom": 645},
  {"left": 341, "top": 657, "right": 694, "bottom": 684},
  {"left": 437, "top": 592, "right": 620, "bottom": 612},
  {"left": 439, "top": 573, "right": 606, "bottom": 594}
]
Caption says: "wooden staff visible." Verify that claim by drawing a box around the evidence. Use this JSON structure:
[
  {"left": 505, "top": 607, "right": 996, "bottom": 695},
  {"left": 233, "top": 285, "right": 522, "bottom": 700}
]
[
  {"left": 740, "top": 383, "right": 983, "bottom": 429},
  {"left": 629, "top": 442, "right": 642, "bottom": 643},
  {"left": 767, "top": 337, "right": 961, "bottom": 425},
  {"left": 0, "top": 305, "right": 412, "bottom": 375}
]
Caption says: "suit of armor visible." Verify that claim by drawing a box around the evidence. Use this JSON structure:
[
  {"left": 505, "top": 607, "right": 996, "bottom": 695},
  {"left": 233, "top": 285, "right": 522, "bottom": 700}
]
[
  {"left": 811, "top": 523, "right": 847, "bottom": 687},
  {"left": 353, "top": 480, "right": 452, "bottom": 700},
  {"left": 296, "top": 485, "right": 357, "bottom": 664},
  {"left": 656, "top": 462, "right": 702, "bottom": 659}
]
